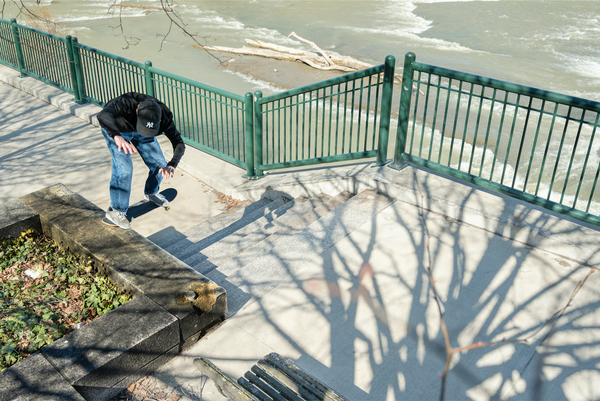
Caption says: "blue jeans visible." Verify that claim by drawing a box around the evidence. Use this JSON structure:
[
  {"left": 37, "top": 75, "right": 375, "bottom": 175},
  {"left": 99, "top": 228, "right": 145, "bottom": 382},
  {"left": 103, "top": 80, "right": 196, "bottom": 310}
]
[{"left": 102, "top": 128, "right": 167, "bottom": 213}]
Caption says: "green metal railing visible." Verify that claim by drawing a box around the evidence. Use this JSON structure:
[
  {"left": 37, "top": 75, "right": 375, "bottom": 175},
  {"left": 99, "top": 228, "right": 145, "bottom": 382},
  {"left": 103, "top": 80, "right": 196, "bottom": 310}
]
[
  {"left": 2, "top": 19, "right": 600, "bottom": 226},
  {"left": 253, "top": 56, "right": 395, "bottom": 176},
  {"left": 151, "top": 69, "right": 254, "bottom": 174},
  {"left": 0, "top": 19, "right": 77, "bottom": 98},
  {"left": 73, "top": 40, "right": 147, "bottom": 105},
  {"left": 72, "top": 41, "right": 254, "bottom": 174},
  {"left": 0, "top": 18, "right": 255, "bottom": 177},
  {"left": 393, "top": 52, "right": 600, "bottom": 226},
  {"left": 0, "top": 19, "right": 19, "bottom": 69}
]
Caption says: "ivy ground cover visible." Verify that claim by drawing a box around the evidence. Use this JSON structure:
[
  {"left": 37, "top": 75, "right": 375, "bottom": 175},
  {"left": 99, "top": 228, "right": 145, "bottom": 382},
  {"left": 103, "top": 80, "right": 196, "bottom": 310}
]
[{"left": 0, "top": 229, "right": 131, "bottom": 371}]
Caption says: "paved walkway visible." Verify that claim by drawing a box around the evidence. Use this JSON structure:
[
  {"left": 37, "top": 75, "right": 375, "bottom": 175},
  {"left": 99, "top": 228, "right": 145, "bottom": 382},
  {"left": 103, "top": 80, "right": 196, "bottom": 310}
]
[{"left": 2, "top": 65, "right": 600, "bottom": 401}]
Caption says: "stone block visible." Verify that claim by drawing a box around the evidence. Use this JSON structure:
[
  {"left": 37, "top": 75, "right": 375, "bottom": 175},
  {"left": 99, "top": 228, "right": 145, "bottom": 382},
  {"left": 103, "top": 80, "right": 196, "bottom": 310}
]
[
  {"left": 0, "top": 198, "right": 40, "bottom": 239},
  {"left": 41, "top": 295, "right": 178, "bottom": 401},
  {"left": 0, "top": 352, "right": 85, "bottom": 401},
  {"left": 19, "top": 184, "right": 228, "bottom": 342},
  {"left": 104, "top": 343, "right": 180, "bottom": 400}
]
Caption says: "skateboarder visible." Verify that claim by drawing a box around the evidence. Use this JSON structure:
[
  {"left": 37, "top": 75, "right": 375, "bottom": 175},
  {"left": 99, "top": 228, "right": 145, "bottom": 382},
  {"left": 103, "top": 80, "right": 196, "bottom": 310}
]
[{"left": 98, "top": 92, "right": 185, "bottom": 229}]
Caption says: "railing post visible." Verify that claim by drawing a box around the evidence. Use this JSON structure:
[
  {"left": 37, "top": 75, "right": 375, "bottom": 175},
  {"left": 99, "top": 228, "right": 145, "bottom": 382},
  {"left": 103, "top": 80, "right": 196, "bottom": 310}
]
[
  {"left": 244, "top": 92, "right": 255, "bottom": 179},
  {"left": 144, "top": 60, "right": 155, "bottom": 97},
  {"left": 71, "top": 37, "right": 86, "bottom": 103},
  {"left": 10, "top": 18, "right": 25, "bottom": 77},
  {"left": 376, "top": 55, "right": 395, "bottom": 166},
  {"left": 392, "top": 52, "right": 416, "bottom": 169},
  {"left": 254, "top": 91, "right": 264, "bottom": 178},
  {"left": 65, "top": 35, "right": 82, "bottom": 104}
]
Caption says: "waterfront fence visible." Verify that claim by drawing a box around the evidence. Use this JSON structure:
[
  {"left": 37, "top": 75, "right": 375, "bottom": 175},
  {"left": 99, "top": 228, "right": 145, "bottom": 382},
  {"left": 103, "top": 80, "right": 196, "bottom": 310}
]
[
  {"left": 393, "top": 52, "right": 600, "bottom": 226},
  {"left": 73, "top": 36, "right": 254, "bottom": 176},
  {"left": 1, "top": 19, "right": 78, "bottom": 99},
  {"left": 1, "top": 18, "right": 599, "bottom": 227},
  {"left": 253, "top": 56, "right": 395, "bottom": 176}
]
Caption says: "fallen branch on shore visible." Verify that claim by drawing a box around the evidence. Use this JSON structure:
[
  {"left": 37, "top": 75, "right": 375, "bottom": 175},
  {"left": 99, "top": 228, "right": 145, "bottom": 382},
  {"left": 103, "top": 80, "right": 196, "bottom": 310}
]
[
  {"left": 202, "top": 32, "right": 392, "bottom": 76},
  {"left": 196, "top": 32, "right": 424, "bottom": 93}
]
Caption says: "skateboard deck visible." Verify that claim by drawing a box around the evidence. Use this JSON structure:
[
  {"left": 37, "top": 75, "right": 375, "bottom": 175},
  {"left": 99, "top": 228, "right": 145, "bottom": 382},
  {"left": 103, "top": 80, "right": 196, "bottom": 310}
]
[{"left": 101, "top": 188, "right": 177, "bottom": 226}]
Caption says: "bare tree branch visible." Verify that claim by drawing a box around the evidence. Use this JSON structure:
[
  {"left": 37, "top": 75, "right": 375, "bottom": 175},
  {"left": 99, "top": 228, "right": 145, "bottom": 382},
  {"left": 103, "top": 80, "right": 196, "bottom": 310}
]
[
  {"left": 1, "top": 0, "right": 219, "bottom": 62},
  {"left": 156, "top": 0, "right": 222, "bottom": 64},
  {"left": 107, "top": 0, "right": 140, "bottom": 49}
]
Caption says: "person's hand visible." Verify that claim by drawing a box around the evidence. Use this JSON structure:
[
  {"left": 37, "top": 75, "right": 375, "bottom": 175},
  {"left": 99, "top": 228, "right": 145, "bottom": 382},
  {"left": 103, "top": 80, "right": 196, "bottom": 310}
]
[
  {"left": 114, "top": 135, "right": 137, "bottom": 155},
  {"left": 159, "top": 166, "right": 175, "bottom": 179}
]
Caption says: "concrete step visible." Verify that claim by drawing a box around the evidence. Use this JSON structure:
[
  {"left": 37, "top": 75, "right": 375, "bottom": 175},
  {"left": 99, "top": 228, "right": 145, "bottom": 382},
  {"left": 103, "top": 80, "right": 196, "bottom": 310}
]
[
  {"left": 202, "top": 189, "right": 394, "bottom": 316},
  {"left": 180, "top": 195, "right": 310, "bottom": 267},
  {"left": 164, "top": 196, "right": 290, "bottom": 261},
  {"left": 153, "top": 199, "right": 253, "bottom": 249},
  {"left": 186, "top": 191, "right": 355, "bottom": 272}
]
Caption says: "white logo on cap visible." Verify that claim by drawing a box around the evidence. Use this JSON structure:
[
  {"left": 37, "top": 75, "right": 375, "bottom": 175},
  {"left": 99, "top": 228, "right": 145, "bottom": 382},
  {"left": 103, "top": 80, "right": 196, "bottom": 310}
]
[{"left": 146, "top": 122, "right": 154, "bottom": 128}]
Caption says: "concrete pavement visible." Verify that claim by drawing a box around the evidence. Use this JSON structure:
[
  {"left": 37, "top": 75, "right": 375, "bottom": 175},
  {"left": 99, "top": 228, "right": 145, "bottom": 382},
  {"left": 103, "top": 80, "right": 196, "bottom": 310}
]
[{"left": 2, "top": 63, "right": 600, "bottom": 401}]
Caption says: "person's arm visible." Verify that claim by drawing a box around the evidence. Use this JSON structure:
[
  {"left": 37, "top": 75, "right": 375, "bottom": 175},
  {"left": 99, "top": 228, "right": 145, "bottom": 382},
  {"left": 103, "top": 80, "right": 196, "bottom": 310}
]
[
  {"left": 158, "top": 105, "right": 186, "bottom": 171},
  {"left": 97, "top": 95, "right": 138, "bottom": 155}
]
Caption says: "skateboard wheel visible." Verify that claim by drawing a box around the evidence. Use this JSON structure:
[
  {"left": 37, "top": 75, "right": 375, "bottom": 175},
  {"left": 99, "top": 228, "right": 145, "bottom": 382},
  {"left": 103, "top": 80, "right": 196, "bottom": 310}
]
[{"left": 165, "top": 206, "right": 170, "bottom": 211}]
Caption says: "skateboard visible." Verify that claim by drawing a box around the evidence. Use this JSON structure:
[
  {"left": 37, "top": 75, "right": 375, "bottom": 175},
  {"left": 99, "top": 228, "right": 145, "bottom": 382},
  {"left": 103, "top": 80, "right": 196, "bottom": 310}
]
[{"left": 102, "top": 188, "right": 178, "bottom": 226}]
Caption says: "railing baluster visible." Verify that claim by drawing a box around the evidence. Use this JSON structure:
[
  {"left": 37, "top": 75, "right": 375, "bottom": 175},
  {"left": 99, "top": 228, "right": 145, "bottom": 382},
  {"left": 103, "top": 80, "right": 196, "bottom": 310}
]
[
  {"left": 438, "top": 77, "right": 452, "bottom": 165},
  {"left": 511, "top": 96, "right": 534, "bottom": 189},
  {"left": 523, "top": 100, "right": 546, "bottom": 190},
  {"left": 547, "top": 107, "right": 572, "bottom": 201},
  {"left": 534, "top": 103, "right": 559, "bottom": 197},
  {"left": 448, "top": 80, "right": 464, "bottom": 168},
  {"left": 428, "top": 74, "right": 442, "bottom": 162},
  {"left": 560, "top": 111, "right": 585, "bottom": 205},
  {"left": 574, "top": 113, "right": 600, "bottom": 209},
  {"left": 478, "top": 88, "right": 497, "bottom": 178},
  {"left": 500, "top": 94, "right": 521, "bottom": 185},
  {"left": 468, "top": 85, "right": 486, "bottom": 175}
]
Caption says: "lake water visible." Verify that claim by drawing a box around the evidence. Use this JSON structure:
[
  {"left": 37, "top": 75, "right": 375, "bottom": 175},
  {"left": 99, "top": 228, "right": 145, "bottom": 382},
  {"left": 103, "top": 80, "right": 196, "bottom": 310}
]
[
  {"left": 6, "top": 0, "right": 599, "bottom": 101},
  {"left": 4, "top": 0, "right": 600, "bottom": 213}
]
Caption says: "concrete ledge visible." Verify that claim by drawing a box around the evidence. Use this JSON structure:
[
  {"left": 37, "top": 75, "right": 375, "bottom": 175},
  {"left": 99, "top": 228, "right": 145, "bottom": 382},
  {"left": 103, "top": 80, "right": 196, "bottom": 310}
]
[
  {"left": 0, "top": 64, "right": 102, "bottom": 127},
  {"left": 0, "top": 198, "right": 41, "bottom": 239},
  {"left": 0, "top": 184, "right": 228, "bottom": 400},
  {"left": 229, "top": 163, "right": 372, "bottom": 201},
  {"left": 365, "top": 163, "right": 600, "bottom": 268},
  {"left": 0, "top": 353, "right": 85, "bottom": 401},
  {"left": 42, "top": 295, "right": 179, "bottom": 401},
  {"left": 18, "top": 184, "right": 227, "bottom": 342}
]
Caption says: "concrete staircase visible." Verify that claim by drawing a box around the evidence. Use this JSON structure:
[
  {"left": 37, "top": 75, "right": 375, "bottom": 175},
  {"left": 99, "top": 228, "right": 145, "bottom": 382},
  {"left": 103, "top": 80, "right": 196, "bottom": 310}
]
[{"left": 155, "top": 189, "right": 395, "bottom": 316}]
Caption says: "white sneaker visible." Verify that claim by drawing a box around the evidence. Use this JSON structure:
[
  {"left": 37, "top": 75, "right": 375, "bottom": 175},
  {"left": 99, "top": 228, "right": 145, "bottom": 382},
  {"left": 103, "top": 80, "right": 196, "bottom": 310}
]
[
  {"left": 105, "top": 207, "right": 130, "bottom": 229},
  {"left": 145, "top": 192, "right": 169, "bottom": 207}
]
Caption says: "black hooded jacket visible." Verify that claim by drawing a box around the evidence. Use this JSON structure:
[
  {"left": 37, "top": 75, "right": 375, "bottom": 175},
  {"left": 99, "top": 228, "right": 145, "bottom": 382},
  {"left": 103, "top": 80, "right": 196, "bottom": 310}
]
[{"left": 97, "top": 92, "right": 185, "bottom": 168}]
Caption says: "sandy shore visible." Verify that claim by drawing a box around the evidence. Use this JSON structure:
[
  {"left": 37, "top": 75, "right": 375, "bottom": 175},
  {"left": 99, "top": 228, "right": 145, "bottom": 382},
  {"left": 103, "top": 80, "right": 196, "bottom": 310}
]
[{"left": 223, "top": 57, "right": 345, "bottom": 91}]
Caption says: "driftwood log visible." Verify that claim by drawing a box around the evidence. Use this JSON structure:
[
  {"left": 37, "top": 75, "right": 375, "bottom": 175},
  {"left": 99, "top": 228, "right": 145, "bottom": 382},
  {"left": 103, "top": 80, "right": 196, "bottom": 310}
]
[
  {"left": 202, "top": 32, "right": 396, "bottom": 77},
  {"left": 199, "top": 32, "right": 424, "bottom": 91}
]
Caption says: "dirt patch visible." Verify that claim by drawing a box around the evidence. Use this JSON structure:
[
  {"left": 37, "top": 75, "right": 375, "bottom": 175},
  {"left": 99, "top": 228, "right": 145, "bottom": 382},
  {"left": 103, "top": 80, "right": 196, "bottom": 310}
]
[
  {"left": 211, "top": 188, "right": 251, "bottom": 211},
  {"left": 112, "top": 376, "right": 182, "bottom": 401}
]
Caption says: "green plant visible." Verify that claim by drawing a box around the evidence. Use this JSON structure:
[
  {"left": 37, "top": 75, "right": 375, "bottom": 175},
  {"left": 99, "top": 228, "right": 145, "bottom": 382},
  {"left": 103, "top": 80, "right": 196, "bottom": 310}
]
[{"left": 0, "top": 229, "right": 131, "bottom": 371}]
